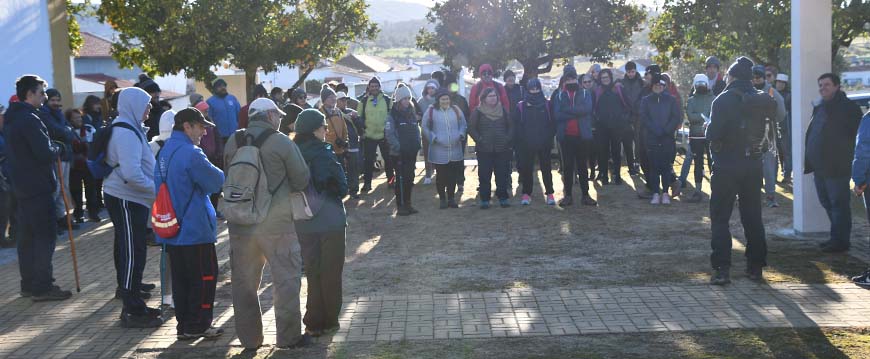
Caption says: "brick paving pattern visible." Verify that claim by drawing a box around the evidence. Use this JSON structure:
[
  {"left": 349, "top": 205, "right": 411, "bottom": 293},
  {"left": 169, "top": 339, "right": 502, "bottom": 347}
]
[{"left": 0, "top": 217, "right": 869, "bottom": 358}]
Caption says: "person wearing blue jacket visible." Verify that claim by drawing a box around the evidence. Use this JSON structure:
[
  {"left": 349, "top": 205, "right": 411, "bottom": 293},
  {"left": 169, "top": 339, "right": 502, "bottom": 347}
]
[
  {"left": 41, "top": 89, "right": 79, "bottom": 233},
  {"left": 640, "top": 73, "right": 682, "bottom": 205},
  {"left": 155, "top": 108, "right": 225, "bottom": 339},
  {"left": 851, "top": 111, "right": 870, "bottom": 288},
  {"left": 554, "top": 65, "right": 597, "bottom": 206},
  {"left": 5, "top": 75, "right": 70, "bottom": 301}
]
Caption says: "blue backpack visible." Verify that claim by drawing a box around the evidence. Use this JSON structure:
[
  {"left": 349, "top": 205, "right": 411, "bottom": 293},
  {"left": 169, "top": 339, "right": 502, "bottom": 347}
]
[{"left": 87, "top": 122, "right": 144, "bottom": 179}]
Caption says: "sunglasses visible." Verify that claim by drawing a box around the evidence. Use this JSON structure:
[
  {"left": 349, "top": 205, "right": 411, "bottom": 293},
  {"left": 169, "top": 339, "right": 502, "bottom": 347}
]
[{"left": 582, "top": 80, "right": 593, "bottom": 84}]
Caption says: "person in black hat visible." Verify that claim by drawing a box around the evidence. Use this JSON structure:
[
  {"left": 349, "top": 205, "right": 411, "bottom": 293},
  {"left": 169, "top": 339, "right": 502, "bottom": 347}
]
[{"left": 707, "top": 56, "right": 772, "bottom": 285}]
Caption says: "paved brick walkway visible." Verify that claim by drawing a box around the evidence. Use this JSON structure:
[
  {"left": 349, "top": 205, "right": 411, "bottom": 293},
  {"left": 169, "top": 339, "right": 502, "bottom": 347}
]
[{"left": 1, "top": 215, "right": 870, "bottom": 358}]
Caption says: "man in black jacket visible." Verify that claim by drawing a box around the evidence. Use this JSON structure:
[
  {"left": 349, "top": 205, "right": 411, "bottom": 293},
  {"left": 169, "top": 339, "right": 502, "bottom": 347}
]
[
  {"left": 805, "top": 73, "right": 863, "bottom": 253},
  {"left": 5, "top": 75, "right": 70, "bottom": 301},
  {"left": 707, "top": 57, "right": 772, "bottom": 285}
]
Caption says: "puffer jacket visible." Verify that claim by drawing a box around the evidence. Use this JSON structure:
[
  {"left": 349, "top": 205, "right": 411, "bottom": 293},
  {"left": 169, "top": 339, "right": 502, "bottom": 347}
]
[
  {"left": 686, "top": 92, "right": 714, "bottom": 138},
  {"left": 468, "top": 106, "right": 513, "bottom": 153},
  {"left": 422, "top": 105, "right": 466, "bottom": 164},
  {"left": 640, "top": 91, "right": 682, "bottom": 146},
  {"left": 553, "top": 88, "right": 594, "bottom": 141}
]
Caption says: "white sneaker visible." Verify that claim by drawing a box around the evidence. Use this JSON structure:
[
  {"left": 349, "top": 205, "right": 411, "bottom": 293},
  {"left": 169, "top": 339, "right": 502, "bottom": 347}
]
[
  {"left": 662, "top": 193, "right": 671, "bottom": 205},
  {"left": 423, "top": 176, "right": 432, "bottom": 185},
  {"left": 650, "top": 193, "right": 661, "bottom": 205}
]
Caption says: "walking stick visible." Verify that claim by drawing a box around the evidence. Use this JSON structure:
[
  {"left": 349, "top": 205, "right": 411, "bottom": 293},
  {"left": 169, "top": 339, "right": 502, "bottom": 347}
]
[{"left": 56, "top": 158, "right": 81, "bottom": 292}]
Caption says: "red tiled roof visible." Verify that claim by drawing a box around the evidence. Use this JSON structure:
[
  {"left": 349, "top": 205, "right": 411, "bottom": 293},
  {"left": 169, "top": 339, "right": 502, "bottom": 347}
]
[
  {"left": 78, "top": 32, "right": 113, "bottom": 58},
  {"left": 75, "top": 73, "right": 184, "bottom": 99}
]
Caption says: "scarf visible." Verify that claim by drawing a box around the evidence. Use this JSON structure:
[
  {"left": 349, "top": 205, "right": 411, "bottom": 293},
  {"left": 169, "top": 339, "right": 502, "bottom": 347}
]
[{"left": 478, "top": 103, "right": 504, "bottom": 121}]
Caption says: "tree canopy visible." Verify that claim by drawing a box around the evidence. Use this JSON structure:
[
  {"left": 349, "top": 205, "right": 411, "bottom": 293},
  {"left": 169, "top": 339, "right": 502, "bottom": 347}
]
[
  {"left": 98, "top": 0, "right": 378, "bottom": 99},
  {"left": 416, "top": 0, "right": 645, "bottom": 81},
  {"left": 649, "top": 0, "right": 870, "bottom": 71}
]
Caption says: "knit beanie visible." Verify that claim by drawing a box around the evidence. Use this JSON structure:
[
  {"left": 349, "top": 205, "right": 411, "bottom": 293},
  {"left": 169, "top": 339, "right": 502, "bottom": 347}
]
[
  {"left": 394, "top": 85, "right": 413, "bottom": 102},
  {"left": 320, "top": 84, "right": 337, "bottom": 103},
  {"left": 295, "top": 109, "right": 326, "bottom": 135},
  {"left": 705, "top": 56, "right": 721, "bottom": 69},
  {"left": 752, "top": 65, "right": 766, "bottom": 78},
  {"left": 692, "top": 74, "right": 710, "bottom": 88},
  {"left": 189, "top": 93, "right": 204, "bottom": 107},
  {"left": 212, "top": 78, "right": 227, "bottom": 88},
  {"left": 650, "top": 73, "right": 665, "bottom": 87},
  {"left": 646, "top": 64, "right": 662, "bottom": 76},
  {"left": 434, "top": 88, "right": 451, "bottom": 101},
  {"left": 563, "top": 65, "right": 578, "bottom": 79},
  {"left": 625, "top": 61, "right": 637, "bottom": 71},
  {"left": 46, "top": 88, "right": 61, "bottom": 100},
  {"left": 727, "top": 56, "right": 754, "bottom": 80},
  {"left": 526, "top": 78, "right": 542, "bottom": 91}
]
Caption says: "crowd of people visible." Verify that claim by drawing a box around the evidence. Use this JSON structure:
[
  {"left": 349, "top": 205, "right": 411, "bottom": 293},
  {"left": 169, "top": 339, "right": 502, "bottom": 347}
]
[{"left": 3, "top": 53, "right": 870, "bottom": 351}]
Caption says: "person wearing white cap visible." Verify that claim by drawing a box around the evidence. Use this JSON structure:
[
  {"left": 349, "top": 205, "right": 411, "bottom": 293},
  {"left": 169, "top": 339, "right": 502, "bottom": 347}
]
[
  {"left": 679, "top": 74, "right": 715, "bottom": 203},
  {"left": 775, "top": 73, "right": 792, "bottom": 183},
  {"left": 223, "top": 97, "right": 312, "bottom": 350}
]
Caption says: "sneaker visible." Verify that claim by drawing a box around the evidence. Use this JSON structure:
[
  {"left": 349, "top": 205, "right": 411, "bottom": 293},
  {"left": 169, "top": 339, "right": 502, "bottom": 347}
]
[
  {"left": 650, "top": 193, "right": 661, "bottom": 205},
  {"left": 31, "top": 286, "right": 72, "bottom": 302},
  {"left": 746, "top": 265, "right": 764, "bottom": 282},
  {"left": 178, "top": 327, "right": 224, "bottom": 340},
  {"left": 546, "top": 194, "right": 556, "bottom": 206},
  {"left": 709, "top": 268, "right": 731, "bottom": 285},
  {"left": 521, "top": 194, "right": 531, "bottom": 206},
  {"left": 765, "top": 196, "right": 779, "bottom": 208},
  {"left": 851, "top": 269, "right": 870, "bottom": 288},
  {"left": 581, "top": 195, "right": 597, "bottom": 206},
  {"left": 661, "top": 194, "right": 671, "bottom": 205},
  {"left": 423, "top": 176, "right": 432, "bottom": 185},
  {"left": 120, "top": 312, "right": 163, "bottom": 328},
  {"left": 499, "top": 199, "right": 510, "bottom": 208},
  {"left": 558, "top": 196, "right": 573, "bottom": 207}
]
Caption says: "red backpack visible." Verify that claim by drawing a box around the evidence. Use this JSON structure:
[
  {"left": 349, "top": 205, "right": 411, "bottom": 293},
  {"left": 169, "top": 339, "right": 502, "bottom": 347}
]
[{"left": 151, "top": 148, "right": 185, "bottom": 238}]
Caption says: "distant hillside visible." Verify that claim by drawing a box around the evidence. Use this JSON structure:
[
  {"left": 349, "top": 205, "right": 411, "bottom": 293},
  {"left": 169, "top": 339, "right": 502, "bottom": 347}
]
[{"left": 366, "top": 0, "right": 430, "bottom": 23}]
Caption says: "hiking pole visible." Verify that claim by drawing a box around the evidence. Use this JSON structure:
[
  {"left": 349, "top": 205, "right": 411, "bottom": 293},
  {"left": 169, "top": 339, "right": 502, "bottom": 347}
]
[{"left": 56, "top": 158, "right": 81, "bottom": 293}]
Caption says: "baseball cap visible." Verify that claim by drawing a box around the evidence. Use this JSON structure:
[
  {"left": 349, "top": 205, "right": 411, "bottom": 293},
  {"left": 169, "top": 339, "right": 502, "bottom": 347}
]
[
  {"left": 175, "top": 107, "right": 216, "bottom": 127},
  {"left": 248, "top": 98, "right": 286, "bottom": 116}
]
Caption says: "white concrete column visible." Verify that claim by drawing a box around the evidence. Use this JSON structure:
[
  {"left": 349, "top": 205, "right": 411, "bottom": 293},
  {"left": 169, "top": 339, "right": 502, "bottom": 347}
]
[{"left": 791, "top": 0, "right": 831, "bottom": 235}]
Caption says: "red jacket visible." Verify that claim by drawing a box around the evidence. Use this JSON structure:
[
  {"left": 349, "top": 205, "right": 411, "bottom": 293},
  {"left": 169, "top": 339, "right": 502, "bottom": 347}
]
[{"left": 469, "top": 80, "right": 510, "bottom": 113}]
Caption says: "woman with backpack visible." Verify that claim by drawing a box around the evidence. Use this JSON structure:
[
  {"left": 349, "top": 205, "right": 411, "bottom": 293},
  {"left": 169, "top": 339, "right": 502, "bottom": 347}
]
[
  {"left": 513, "top": 79, "right": 556, "bottom": 206},
  {"left": 594, "top": 69, "right": 631, "bottom": 185},
  {"left": 422, "top": 89, "right": 467, "bottom": 209},
  {"left": 293, "top": 109, "right": 348, "bottom": 338},
  {"left": 385, "top": 86, "right": 422, "bottom": 216},
  {"left": 469, "top": 87, "right": 514, "bottom": 209}
]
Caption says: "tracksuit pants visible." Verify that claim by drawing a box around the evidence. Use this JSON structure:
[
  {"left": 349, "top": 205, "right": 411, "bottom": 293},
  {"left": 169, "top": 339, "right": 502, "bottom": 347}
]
[
  {"left": 168, "top": 243, "right": 218, "bottom": 334},
  {"left": 105, "top": 193, "right": 149, "bottom": 314}
]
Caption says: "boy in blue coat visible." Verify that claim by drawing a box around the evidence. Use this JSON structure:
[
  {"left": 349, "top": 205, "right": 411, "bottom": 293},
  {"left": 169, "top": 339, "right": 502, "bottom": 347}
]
[{"left": 155, "top": 108, "right": 225, "bottom": 339}]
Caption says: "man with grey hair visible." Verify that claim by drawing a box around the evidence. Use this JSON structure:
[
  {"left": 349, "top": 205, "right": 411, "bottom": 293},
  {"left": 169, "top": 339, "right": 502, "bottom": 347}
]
[{"left": 223, "top": 98, "right": 311, "bottom": 351}]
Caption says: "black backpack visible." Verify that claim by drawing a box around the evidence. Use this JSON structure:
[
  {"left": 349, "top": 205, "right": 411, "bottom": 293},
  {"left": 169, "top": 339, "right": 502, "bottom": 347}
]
[
  {"left": 732, "top": 88, "right": 778, "bottom": 159},
  {"left": 87, "top": 121, "right": 144, "bottom": 178}
]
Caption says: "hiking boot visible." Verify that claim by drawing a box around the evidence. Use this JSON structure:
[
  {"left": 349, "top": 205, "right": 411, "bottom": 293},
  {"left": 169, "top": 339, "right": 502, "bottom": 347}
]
[
  {"left": 661, "top": 193, "right": 671, "bottom": 205},
  {"left": 558, "top": 196, "right": 573, "bottom": 207},
  {"left": 120, "top": 311, "right": 163, "bottom": 328},
  {"left": 765, "top": 196, "right": 779, "bottom": 208},
  {"left": 178, "top": 326, "right": 224, "bottom": 340},
  {"left": 396, "top": 206, "right": 412, "bottom": 216},
  {"left": 709, "top": 267, "right": 731, "bottom": 286},
  {"left": 746, "top": 265, "right": 764, "bottom": 282},
  {"left": 277, "top": 334, "right": 313, "bottom": 350},
  {"left": 821, "top": 242, "right": 850, "bottom": 253},
  {"left": 546, "top": 194, "right": 556, "bottom": 206},
  {"left": 447, "top": 199, "right": 459, "bottom": 208},
  {"left": 581, "top": 195, "right": 597, "bottom": 206},
  {"left": 31, "top": 286, "right": 72, "bottom": 302},
  {"left": 650, "top": 193, "right": 661, "bottom": 205},
  {"left": 687, "top": 191, "right": 703, "bottom": 203},
  {"left": 851, "top": 269, "right": 870, "bottom": 288},
  {"left": 521, "top": 194, "right": 531, "bottom": 206},
  {"left": 479, "top": 200, "right": 491, "bottom": 209},
  {"left": 440, "top": 197, "right": 448, "bottom": 209},
  {"left": 423, "top": 176, "right": 432, "bottom": 185},
  {"left": 499, "top": 199, "right": 510, "bottom": 208}
]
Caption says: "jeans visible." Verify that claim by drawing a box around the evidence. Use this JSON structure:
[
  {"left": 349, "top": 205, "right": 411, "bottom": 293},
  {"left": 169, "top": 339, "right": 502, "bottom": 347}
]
[
  {"left": 814, "top": 175, "right": 852, "bottom": 247},
  {"left": 559, "top": 136, "right": 592, "bottom": 197},
  {"left": 518, "top": 147, "right": 554, "bottom": 196},
  {"left": 168, "top": 243, "right": 218, "bottom": 334},
  {"left": 69, "top": 168, "right": 99, "bottom": 219},
  {"left": 477, "top": 151, "right": 511, "bottom": 201},
  {"left": 762, "top": 151, "right": 778, "bottom": 196},
  {"left": 435, "top": 161, "right": 463, "bottom": 200},
  {"left": 299, "top": 230, "right": 346, "bottom": 333},
  {"left": 679, "top": 139, "right": 707, "bottom": 187},
  {"left": 105, "top": 193, "right": 149, "bottom": 314},
  {"left": 710, "top": 161, "right": 766, "bottom": 269},
  {"left": 54, "top": 161, "right": 71, "bottom": 219},
  {"left": 636, "top": 129, "right": 651, "bottom": 188},
  {"left": 646, "top": 141, "right": 676, "bottom": 194},
  {"left": 392, "top": 152, "right": 417, "bottom": 207},
  {"left": 343, "top": 151, "right": 362, "bottom": 195},
  {"left": 363, "top": 138, "right": 393, "bottom": 188},
  {"left": 597, "top": 125, "right": 635, "bottom": 179},
  {"left": 16, "top": 192, "right": 57, "bottom": 294}
]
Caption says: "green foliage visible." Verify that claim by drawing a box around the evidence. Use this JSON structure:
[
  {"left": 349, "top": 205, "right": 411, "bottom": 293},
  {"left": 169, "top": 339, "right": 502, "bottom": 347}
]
[
  {"left": 416, "top": 0, "right": 645, "bottom": 80},
  {"left": 66, "top": 0, "right": 88, "bottom": 56},
  {"left": 97, "top": 0, "right": 378, "bottom": 93},
  {"left": 649, "top": 0, "right": 870, "bottom": 71}
]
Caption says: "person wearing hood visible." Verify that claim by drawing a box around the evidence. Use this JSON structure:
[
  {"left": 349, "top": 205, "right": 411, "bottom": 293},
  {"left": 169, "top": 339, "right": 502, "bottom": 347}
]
[
  {"left": 514, "top": 79, "right": 555, "bottom": 206},
  {"left": 679, "top": 74, "right": 715, "bottom": 203},
  {"left": 775, "top": 73, "right": 793, "bottom": 183},
  {"left": 554, "top": 65, "right": 596, "bottom": 207},
  {"left": 104, "top": 87, "right": 163, "bottom": 327},
  {"left": 620, "top": 61, "right": 644, "bottom": 175},
  {"left": 6, "top": 75, "right": 73, "bottom": 302},
  {"left": 358, "top": 76, "right": 395, "bottom": 192},
  {"left": 40, "top": 88, "right": 78, "bottom": 233},
  {"left": 751, "top": 65, "right": 787, "bottom": 208},
  {"left": 136, "top": 74, "right": 165, "bottom": 140},
  {"left": 206, "top": 78, "right": 242, "bottom": 142},
  {"left": 149, "top": 110, "right": 176, "bottom": 155},
  {"left": 418, "top": 80, "right": 441, "bottom": 184},
  {"left": 224, "top": 100, "right": 312, "bottom": 350},
  {"left": 422, "top": 88, "right": 467, "bottom": 209},
  {"left": 385, "top": 85, "right": 421, "bottom": 215},
  {"left": 850, "top": 108, "right": 870, "bottom": 288},
  {"left": 292, "top": 109, "right": 348, "bottom": 341},
  {"left": 319, "top": 85, "right": 349, "bottom": 157},
  {"left": 640, "top": 74, "right": 682, "bottom": 205},
  {"left": 594, "top": 69, "right": 632, "bottom": 185},
  {"left": 146, "top": 108, "right": 176, "bottom": 309},
  {"left": 66, "top": 108, "right": 99, "bottom": 223},
  {"left": 282, "top": 87, "right": 309, "bottom": 134},
  {"left": 238, "top": 84, "right": 268, "bottom": 130},
  {"left": 469, "top": 64, "right": 510, "bottom": 113},
  {"left": 805, "top": 73, "right": 863, "bottom": 253},
  {"left": 707, "top": 57, "right": 772, "bottom": 285}
]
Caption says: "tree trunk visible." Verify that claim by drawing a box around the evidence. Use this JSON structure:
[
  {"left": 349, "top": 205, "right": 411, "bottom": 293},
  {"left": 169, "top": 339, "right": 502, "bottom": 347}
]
[
  {"left": 291, "top": 67, "right": 316, "bottom": 91},
  {"left": 518, "top": 57, "right": 552, "bottom": 85},
  {"left": 244, "top": 68, "right": 258, "bottom": 104}
]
